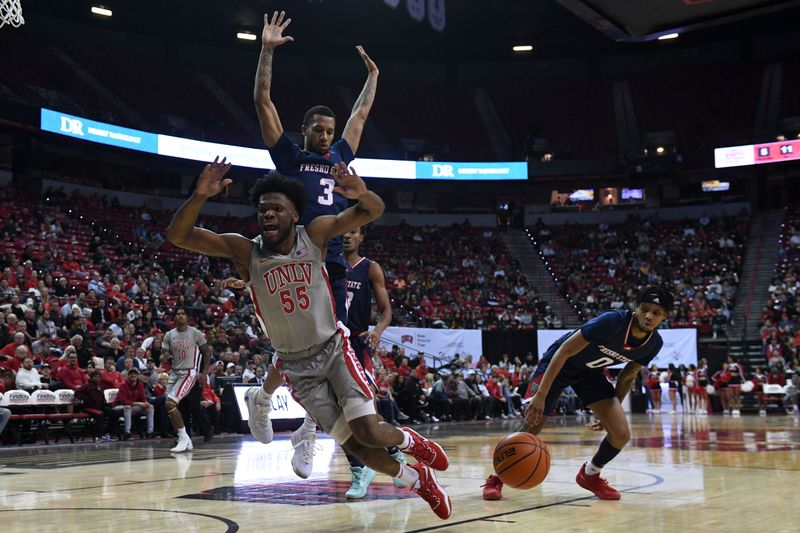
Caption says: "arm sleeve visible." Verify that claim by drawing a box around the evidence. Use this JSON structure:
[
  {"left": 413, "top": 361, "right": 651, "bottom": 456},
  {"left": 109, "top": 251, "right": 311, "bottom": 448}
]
[
  {"left": 579, "top": 312, "right": 626, "bottom": 344},
  {"left": 331, "top": 138, "right": 355, "bottom": 165},
  {"left": 161, "top": 332, "right": 171, "bottom": 353},
  {"left": 268, "top": 134, "right": 303, "bottom": 173}
]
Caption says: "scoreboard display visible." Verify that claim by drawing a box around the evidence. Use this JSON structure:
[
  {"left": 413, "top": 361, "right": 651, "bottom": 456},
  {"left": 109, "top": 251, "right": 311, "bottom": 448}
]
[{"left": 715, "top": 139, "right": 800, "bottom": 168}]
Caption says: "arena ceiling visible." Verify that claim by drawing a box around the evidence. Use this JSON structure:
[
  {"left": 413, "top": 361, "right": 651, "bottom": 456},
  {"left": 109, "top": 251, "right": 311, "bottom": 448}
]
[{"left": 15, "top": 0, "right": 800, "bottom": 62}]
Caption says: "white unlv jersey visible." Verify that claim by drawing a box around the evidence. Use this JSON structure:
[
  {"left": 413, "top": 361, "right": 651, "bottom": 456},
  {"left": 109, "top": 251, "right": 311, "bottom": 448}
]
[
  {"left": 162, "top": 326, "right": 206, "bottom": 370},
  {"left": 247, "top": 226, "right": 337, "bottom": 357}
]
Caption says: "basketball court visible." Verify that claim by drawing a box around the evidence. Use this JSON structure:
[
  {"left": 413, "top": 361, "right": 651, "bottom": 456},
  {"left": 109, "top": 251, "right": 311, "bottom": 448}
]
[{"left": 1, "top": 414, "right": 798, "bottom": 532}]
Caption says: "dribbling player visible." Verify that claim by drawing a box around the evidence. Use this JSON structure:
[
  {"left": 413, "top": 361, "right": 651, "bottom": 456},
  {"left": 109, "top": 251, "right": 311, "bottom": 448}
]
[
  {"left": 166, "top": 159, "right": 452, "bottom": 519},
  {"left": 162, "top": 308, "right": 213, "bottom": 453},
  {"left": 483, "top": 287, "right": 673, "bottom": 501},
  {"left": 251, "top": 10, "right": 381, "bottom": 475}
]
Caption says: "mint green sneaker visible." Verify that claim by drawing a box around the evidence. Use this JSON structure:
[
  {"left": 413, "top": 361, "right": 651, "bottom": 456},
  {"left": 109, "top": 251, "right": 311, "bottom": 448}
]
[
  {"left": 391, "top": 450, "right": 409, "bottom": 488},
  {"left": 345, "top": 466, "right": 376, "bottom": 499}
]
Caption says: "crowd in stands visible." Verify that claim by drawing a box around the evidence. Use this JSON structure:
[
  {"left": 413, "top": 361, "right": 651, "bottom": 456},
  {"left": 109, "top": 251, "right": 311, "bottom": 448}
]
[
  {"left": 363, "top": 223, "right": 554, "bottom": 330},
  {"left": 760, "top": 208, "right": 800, "bottom": 376},
  {"left": 372, "top": 347, "right": 575, "bottom": 424},
  {"left": 529, "top": 211, "right": 750, "bottom": 336}
]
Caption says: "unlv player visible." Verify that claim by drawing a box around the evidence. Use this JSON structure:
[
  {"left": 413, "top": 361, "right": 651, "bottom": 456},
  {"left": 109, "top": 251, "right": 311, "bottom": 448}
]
[
  {"left": 166, "top": 159, "right": 452, "bottom": 520},
  {"left": 251, "top": 10, "right": 381, "bottom": 475}
]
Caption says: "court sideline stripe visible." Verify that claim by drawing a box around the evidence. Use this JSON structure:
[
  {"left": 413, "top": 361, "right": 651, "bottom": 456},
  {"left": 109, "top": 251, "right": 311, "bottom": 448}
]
[
  {"left": 0, "top": 507, "right": 239, "bottom": 533},
  {"left": 405, "top": 469, "right": 664, "bottom": 533}
]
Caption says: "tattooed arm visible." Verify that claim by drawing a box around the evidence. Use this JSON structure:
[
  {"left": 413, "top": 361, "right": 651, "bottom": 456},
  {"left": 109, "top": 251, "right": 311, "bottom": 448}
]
[
  {"left": 254, "top": 11, "right": 294, "bottom": 148},
  {"left": 342, "top": 46, "right": 379, "bottom": 155}
]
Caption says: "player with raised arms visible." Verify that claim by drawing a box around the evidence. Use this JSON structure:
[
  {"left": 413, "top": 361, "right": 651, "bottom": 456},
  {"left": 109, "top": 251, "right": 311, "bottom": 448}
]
[
  {"left": 249, "top": 10, "right": 382, "bottom": 477},
  {"left": 166, "top": 158, "right": 452, "bottom": 520}
]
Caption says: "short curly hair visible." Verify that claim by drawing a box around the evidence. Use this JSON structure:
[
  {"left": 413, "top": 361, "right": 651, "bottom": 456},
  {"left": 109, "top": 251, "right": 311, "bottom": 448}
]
[{"left": 249, "top": 172, "right": 308, "bottom": 219}]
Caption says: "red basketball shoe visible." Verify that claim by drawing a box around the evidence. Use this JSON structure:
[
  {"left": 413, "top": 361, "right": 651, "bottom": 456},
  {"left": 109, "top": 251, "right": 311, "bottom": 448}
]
[
  {"left": 575, "top": 463, "right": 621, "bottom": 500},
  {"left": 409, "top": 462, "right": 452, "bottom": 520},
  {"left": 482, "top": 474, "right": 504, "bottom": 500},
  {"left": 399, "top": 427, "right": 449, "bottom": 471}
]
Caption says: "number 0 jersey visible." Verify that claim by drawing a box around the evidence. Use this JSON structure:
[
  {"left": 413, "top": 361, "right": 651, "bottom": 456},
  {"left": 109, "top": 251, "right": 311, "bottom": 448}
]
[
  {"left": 247, "top": 226, "right": 337, "bottom": 358},
  {"left": 537, "top": 309, "right": 664, "bottom": 379}
]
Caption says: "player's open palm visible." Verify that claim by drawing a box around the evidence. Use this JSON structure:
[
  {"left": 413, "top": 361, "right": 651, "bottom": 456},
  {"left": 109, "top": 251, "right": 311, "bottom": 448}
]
[
  {"left": 196, "top": 156, "right": 232, "bottom": 199},
  {"left": 331, "top": 162, "right": 367, "bottom": 199},
  {"left": 262, "top": 11, "right": 293, "bottom": 48},
  {"left": 356, "top": 45, "right": 379, "bottom": 75}
]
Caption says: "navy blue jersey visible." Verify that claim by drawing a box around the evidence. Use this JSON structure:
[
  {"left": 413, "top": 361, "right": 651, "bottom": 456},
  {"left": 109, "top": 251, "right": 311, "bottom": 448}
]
[
  {"left": 268, "top": 133, "right": 354, "bottom": 265},
  {"left": 345, "top": 257, "right": 372, "bottom": 333},
  {"left": 536, "top": 310, "right": 663, "bottom": 380}
]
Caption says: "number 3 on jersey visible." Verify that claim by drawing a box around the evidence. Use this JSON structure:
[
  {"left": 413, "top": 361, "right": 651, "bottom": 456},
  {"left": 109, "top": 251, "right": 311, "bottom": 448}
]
[
  {"left": 317, "top": 178, "right": 335, "bottom": 206},
  {"left": 279, "top": 286, "right": 310, "bottom": 314}
]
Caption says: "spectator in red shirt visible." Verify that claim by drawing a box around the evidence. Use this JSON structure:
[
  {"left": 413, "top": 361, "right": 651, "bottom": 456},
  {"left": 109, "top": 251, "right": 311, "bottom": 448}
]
[
  {"left": 415, "top": 361, "right": 429, "bottom": 382},
  {"left": 396, "top": 358, "right": 412, "bottom": 378},
  {"left": 58, "top": 352, "right": 88, "bottom": 390},
  {"left": 379, "top": 351, "right": 397, "bottom": 372},
  {"left": 112, "top": 368, "right": 154, "bottom": 439},
  {"left": 200, "top": 381, "right": 221, "bottom": 435},
  {"left": 75, "top": 370, "right": 119, "bottom": 441},
  {"left": 61, "top": 252, "right": 86, "bottom": 276},
  {"left": 2, "top": 344, "right": 29, "bottom": 374},
  {"left": 100, "top": 357, "right": 125, "bottom": 391},
  {"left": 1, "top": 331, "right": 27, "bottom": 359},
  {"left": 485, "top": 377, "right": 508, "bottom": 418},
  {"left": 153, "top": 372, "right": 169, "bottom": 398}
]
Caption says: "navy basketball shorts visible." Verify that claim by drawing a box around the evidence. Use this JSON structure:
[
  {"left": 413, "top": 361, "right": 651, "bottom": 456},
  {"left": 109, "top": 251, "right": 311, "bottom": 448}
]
[
  {"left": 525, "top": 362, "right": 616, "bottom": 415},
  {"left": 325, "top": 261, "right": 348, "bottom": 324}
]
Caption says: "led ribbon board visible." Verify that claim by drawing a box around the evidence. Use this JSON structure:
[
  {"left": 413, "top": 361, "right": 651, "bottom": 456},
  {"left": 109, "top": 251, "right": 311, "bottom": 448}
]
[
  {"left": 41, "top": 108, "right": 527, "bottom": 180},
  {"left": 714, "top": 139, "right": 800, "bottom": 168}
]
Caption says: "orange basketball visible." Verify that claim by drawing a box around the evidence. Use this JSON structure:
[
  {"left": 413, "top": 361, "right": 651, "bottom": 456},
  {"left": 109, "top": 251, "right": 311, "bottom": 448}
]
[{"left": 492, "top": 432, "right": 551, "bottom": 489}]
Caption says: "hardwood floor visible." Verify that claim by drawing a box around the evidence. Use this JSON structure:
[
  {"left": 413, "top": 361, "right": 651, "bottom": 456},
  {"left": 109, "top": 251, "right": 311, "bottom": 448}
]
[{"left": 1, "top": 413, "right": 798, "bottom": 532}]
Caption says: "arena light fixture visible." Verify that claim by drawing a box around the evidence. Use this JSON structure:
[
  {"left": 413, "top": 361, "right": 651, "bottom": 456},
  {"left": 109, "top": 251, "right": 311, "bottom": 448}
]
[
  {"left": 658, "top": 33, "right": 679, "bottom": 40},
  {"left": 237, "top": 32, "right": 257, "bottom": 41},
  {"left": 91, "top": 6, "right": 112, "bottom": 17},
  {"left": 512, "top": 45, "right": 533, "bottom": 53},
  {"left": 656, "top": 146, "right": 665, "bottom": 154}
]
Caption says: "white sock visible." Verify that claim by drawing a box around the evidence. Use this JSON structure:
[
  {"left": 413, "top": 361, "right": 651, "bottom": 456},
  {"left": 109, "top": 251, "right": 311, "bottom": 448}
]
[
  {"left": 300, "top": 416, "right": 316, "bottom": 435},
  {"left": 584, "top": 462, "right": 602, "bottom": 476},
  {"left": 399, "top": 429, "right": 413, "bottom": 450},
  {"left": 177, "top": 426, "right": 188, "bottom": 440},
  {"left": 394, "top": 463, "right": 419, "bottom": 487}
]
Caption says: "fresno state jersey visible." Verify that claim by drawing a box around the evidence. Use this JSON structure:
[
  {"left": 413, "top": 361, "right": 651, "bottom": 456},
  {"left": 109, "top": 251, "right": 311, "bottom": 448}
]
[
  {"left": 536, "top": 310, "right": 664, "bottom": 379},
  {"left": 345, "top": 257, "right": 372, "bottom": 333},
  {"left": 267, "top": 133, "right": 354, "bottom": 265}
]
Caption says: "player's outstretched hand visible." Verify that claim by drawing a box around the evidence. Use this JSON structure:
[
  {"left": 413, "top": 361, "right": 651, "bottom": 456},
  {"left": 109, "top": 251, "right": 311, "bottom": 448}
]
[
  {"left": 359, "top": 330, "right": 382, "bottom": 351},
  {"left": 262, "top": 11, "right": 294, "bottom": 48},
  {"left": 585, "top": 418, "right": 606, "bottom": 432},
  {"left": 196, "top": 156, "right": 232, "bottom": 199},
  {"left": 356, "top": 45, "right": 379, "bottom": 75},
  {"left": 331, "top": 162, "right": 367, "bottom": 200},
  {"left": 222, "top": 277, "right": 246, "bottom": 290},
  {"left": 523, "top": 393, "right": 546, "bottom": 428}
]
